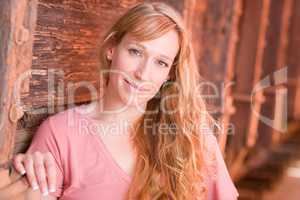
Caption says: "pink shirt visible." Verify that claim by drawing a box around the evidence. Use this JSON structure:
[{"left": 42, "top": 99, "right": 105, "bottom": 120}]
[{"left": 26, "top": 105, "right": 239, "bottom": 200}]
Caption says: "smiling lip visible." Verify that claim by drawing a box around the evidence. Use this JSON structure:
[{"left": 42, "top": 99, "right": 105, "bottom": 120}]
[{"left": 124, "top": 78, "right": 149, "bottom": 92}]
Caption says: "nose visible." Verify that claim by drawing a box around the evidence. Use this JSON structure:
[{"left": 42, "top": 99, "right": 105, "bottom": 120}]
[{"left": 134, "top": 59, "right": 151, "bottom": 81}]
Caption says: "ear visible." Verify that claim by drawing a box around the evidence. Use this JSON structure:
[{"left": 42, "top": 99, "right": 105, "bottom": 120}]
[{"left": 106, "top": 46, "right": 115, "bottom": 60}]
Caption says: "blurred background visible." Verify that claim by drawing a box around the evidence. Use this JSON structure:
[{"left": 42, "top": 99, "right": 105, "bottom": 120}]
[{"left": 0, "top": 0, "right": 299, "bottom": 199}]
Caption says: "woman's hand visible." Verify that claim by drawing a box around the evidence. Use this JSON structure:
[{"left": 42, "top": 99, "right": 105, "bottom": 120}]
[{"left": 12, "top": 151, "right": 57, "bottom": 196}]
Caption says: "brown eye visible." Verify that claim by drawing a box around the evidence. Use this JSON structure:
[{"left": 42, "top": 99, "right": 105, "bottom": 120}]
[
  {"left": 157, "top": 60, "right": 168, "bottom": 68},
  {"left": 128, "top": 48, "right": 142, "bottom": 57}
]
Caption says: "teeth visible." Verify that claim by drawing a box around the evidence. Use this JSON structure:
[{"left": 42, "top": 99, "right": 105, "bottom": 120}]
[
  {"left": 125, "top": 79, "right": 134, "bottom": 88},
  {"left": 131, "top": 82, "right": 137, "bottom": 88},
  {"left": 125, "top": 78, "right": 148, "bottom": 91},
  {"left": 129, "top": 80, "right": 138, "bottom": 88},
  {"left": 132, "top": 82, "right": 139, "bottom": 88},
  {"left": 126, "top": 79, "right": 137, "bottom": 89}
]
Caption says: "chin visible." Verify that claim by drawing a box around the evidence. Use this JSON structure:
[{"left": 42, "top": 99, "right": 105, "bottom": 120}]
[
  {"left": 119, "top": 91, "right": 154, "bottom": 110},
  {"left": 120, "top": 93, "right": 152, "bottom": 109}
]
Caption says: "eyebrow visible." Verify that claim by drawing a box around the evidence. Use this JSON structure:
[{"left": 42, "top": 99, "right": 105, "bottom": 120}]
[{"left": 128, "top": 42, "right": 173, "bottom": 62}]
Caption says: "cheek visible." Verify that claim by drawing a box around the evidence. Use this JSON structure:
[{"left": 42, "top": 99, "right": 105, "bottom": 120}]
[
  {"left": 150, "top": 70, "right": 170, "bottom": 88},
  {"left": 109, "top": 52, "right": 136, "bottom": 85},
  {"left": 111, "top": 51, "right": 138, "bottom": 72}
]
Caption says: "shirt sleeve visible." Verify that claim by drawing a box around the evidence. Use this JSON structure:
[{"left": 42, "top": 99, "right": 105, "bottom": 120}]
[
  {"left": 207, "top": 136, "right": 239, "bottom": 200},
  {"left": 26, "top": 117, "right": 64, "bottom": 197}
]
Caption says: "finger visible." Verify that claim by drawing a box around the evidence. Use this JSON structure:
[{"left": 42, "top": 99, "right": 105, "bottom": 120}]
[
  {"left": 23, "top": 154, "right": 39, "bottom": 191},
  {"left": 13, "top": 154, "right": 26, "bottom": 175},
  {"left": 44, "top": 152, "right": 56, "bottom": 193},
  {"left": 33, "top": 152, "right": 49, "bottom": 196},
  {"left": 9, "top": 165, "right": 28, "bottom": 183}
]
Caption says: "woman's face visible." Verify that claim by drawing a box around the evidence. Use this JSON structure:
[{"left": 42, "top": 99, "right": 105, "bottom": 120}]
[{"left": 106, "top": 29, "right": 180, "bottom": 109}]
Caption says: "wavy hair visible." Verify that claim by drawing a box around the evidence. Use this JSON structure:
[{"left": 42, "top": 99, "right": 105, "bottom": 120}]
[{"left": 99, "top": 2, "right": 216, "bottom": 200}]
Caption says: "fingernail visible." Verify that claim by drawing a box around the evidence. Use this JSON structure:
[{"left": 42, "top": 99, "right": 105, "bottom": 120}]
[
  {"left": 32, "top": 183, "right": 39, "bottom": 190},
  {"left": 20, "top": 169, "right": 26, "bottom": 175},
  {"left": 42, "top": 189, "right": 49, "bottom": 196},
  {"left": 49, "top": 187, "right": 56, "bottom": 192}
]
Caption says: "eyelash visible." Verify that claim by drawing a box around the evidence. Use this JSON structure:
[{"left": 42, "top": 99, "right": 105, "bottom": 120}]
[
  {"left": 157, "top": 60, "right": 169, "bottom": 68},
  {"left": 128, "top": 48, "right": 142, "bottom": 57},
  {"left": 128, "top": 48, "right": 169, "bottom": 67}
]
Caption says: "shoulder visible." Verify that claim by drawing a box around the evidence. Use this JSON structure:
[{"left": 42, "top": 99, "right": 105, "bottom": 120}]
[
  {"left": 30, "top": 105, "right": 83, "bottom": 149},
  {"left": 45, "top": 104, "right": 92, "bottom": 134},
  {"left": 47, "top": 106, "right": 78, "bottom": 130},
  {"left": 28, "top": 106, "right": 80, "bottom": 151}
]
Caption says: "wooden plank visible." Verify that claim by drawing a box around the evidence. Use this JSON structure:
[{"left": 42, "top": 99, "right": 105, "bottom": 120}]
[
  {"left": 246, "top": 0, "right": 270, "bottom": 148},
  {"left": 271, "top": 0, "right": 293, "bottom": 144},
  {"left": 0, "top": 0, "right": 37, "bottom": 164},
  {"left": 0, "top": 0, "right": 37, "bottom": 198},
  {"left": 255, "top": 0, "right": 285, "bottom": 149},
  {"left": 286, "top": 0, "right": 300, "bottom": 119},
  {"left": 219, "top": 0, "right": 243, "bottom": 154},
  {"left": 227, "top": 0, "right": 265, "bottom": 172}
]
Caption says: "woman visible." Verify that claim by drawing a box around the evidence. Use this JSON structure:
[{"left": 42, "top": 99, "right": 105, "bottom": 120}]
[{"left": 12, "top": 2, "right": 239, "bottom": 200}]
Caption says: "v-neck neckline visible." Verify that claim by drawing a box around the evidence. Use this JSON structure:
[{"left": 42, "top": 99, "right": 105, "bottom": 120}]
[{"left": 73, "top": 106, "right": 133, "bottom": 183}]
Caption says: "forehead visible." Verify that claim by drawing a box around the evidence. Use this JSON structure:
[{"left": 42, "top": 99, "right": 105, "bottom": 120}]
[{"left": 121, "top": 30, "right": 180, "bottom": 59}]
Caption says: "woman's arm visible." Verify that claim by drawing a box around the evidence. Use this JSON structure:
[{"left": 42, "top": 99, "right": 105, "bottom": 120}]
[{"left": 18, "top": 117, "right": 65, "bottom": 197}]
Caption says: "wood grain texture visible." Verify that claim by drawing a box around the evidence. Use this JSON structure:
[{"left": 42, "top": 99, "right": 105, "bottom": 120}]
[
  {"left": 219, "top": 0, "right": 243, "bottom": 153},
  {"left": 287, "top": 0, "right": 300, "bottom": 119},
  {"left": 0, "top": 0, "right": 37, "bottom": 164},
  {"left": 0, "top": 0, "right": 37, "bottom": 198}
]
